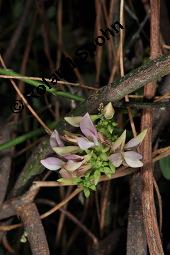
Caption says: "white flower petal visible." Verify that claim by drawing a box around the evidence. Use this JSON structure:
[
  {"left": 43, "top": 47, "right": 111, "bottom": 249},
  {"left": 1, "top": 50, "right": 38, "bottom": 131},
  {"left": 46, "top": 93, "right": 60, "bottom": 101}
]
[
  {"left": 50, "top": 130, "right": 64, "bottom": 148},
  {"left": 124, "top": 129, "right": 147, "bottom": 149},
  {"left": 124, "top": 152, "right": 143, "bottom": 168},
  {"left": 80, "top": 113, "right": 98, "bottom": 140},
  {"left": 112, "top": 130, "right": 126, "bottom": 151},
  {"left": 77, "top": 137, "right": 95, "bottom": 149},
  {"left": 64, "top": 160, "right": 83, "bottom": 172},
  {"left": 124, "top": 151, "right": 142, "bottom": 160},
  {"left": 108, "top": 153, "right": 123, "bottom": 167},
  {"left": 53, "top": 146, "right": 79, "bottom": 156},
  {"left": 40, "top": 157, "right": 64, "bottom": 171},
  {"left": 64, "top": 116, "right": 82, "bottom": 127}
]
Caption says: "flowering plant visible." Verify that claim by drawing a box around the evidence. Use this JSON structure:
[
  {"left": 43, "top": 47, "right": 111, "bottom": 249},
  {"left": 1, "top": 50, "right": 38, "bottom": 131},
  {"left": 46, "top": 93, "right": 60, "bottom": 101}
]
[{"left": 41, "top": 103, "right": 147, "bottom": 197}]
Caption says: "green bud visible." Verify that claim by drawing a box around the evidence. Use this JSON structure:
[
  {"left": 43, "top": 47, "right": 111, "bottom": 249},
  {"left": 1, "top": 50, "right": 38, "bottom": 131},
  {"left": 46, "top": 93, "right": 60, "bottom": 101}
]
[
  {"left": 100, "top": 153, "right": 108, "bottom": 161},
  {"left": 89, "top": 184, "right": 97, "bottom": 191},
  {"left": 94, "top": 171, "right": 101, "bottom": 184},
  {"left": 108, "top": 125, "right": 113, "bottom": 134},
  {"left": 84, "top": 188, "right": 90, "bottom": 198},
  {"left": 103, "top": 102, "right": 115, "bottom": 119},
  {"left": 109, "top": 162, "right": 116, "bottom": 173}
]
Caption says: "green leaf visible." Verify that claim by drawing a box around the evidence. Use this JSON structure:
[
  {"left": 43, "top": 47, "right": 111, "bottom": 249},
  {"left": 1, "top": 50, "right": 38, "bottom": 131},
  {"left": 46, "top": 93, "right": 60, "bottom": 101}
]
[
  {"left": 109, "top": 162, "right": 116, "bottom": 172},
  {"left": 105, "top": 172, "right": 112, "bottom": 178},
  {"left": 94, "top": 171, "right": 101, "bottom": 185},
  {"left": 100, "top": 153, "right": 108, "bottom": 161},
  {"left": 103, "top": 167, "right": 113, "bottom": 178},
  {"left": 108, "top": 125, "right": 113, "bottom": 134},
  {"left": 84, "top": 188, "right": 90, "bottom": 198},
  {"left": 89, "top": 184, "right": 96, "bottom": 191},
  {"left": 160, "top": 156, "right": 170, "bottom": 180}
]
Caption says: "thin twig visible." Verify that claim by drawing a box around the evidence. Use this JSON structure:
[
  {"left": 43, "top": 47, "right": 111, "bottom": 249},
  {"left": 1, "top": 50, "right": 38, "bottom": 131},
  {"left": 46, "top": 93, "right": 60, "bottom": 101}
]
[
  {"left": 40, "top": 187, "right": 82, "bottom": 219},
  {"left": 0, "top": 55, "right": 52, "bottom": 135},
  {"left": 0, "top": 74, "right": 98, "bottom": 90},
  {"left": 153, "top": 177, "right": 162, "bottom": 231},
  {"left": 60, "top": 208, "right": 99, "bottom": 245},
  {"left": 119, "top": 0, "right": 137, "bottom": 137},
  {"left": 0, "top": 149, "right": 168, "bottom": 233}
]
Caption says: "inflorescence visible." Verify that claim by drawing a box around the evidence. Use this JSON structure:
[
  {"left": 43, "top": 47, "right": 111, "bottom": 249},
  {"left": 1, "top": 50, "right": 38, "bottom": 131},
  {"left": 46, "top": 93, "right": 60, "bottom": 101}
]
[{"left": 41, "top": 102, "right": 147, "bottom": 197}]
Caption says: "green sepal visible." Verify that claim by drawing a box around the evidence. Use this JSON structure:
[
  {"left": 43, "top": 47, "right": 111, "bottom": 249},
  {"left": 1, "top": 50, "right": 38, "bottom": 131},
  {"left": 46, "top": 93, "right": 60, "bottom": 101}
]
[{"left": 84, "top": 188, "right": 90, "bottom": 198}]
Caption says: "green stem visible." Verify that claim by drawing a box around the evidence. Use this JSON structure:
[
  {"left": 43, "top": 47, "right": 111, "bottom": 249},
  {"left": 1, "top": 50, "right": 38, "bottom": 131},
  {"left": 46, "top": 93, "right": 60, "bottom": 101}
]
[
  {"left": 0, "top": 122, "right": 56, "bottom": 151},
  {"left": 0, "top": 68, "right": 84, "bottom": 102}
]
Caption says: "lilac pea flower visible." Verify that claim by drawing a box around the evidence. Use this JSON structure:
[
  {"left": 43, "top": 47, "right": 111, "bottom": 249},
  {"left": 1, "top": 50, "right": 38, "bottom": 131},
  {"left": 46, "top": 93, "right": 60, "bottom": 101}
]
[
  {"left": 50, "top": 130, "right": 79, "bottom": 156},
  {"left": 77, "top": 113, "right": 99, "bottom": 150},
  {"left": 65, "top": 113, "right": 100, "bottom": 150},
  {"left": 59, "top": 162, "right": 91, "bottom": 179},
  {"left": 41, "top": 129, "right": 83, "bottom": 176},
  {"left": 109, "top": 129, "right": 147, "bottom": 168},
  {"left": 41, "top": 154, "right": 86, "bottom": 179},
  {"left": 41, "top": 157, "right": 65, "bottom": 171},
  {"left": 50, "top": 130, "right": 64, "bottom": 148}
]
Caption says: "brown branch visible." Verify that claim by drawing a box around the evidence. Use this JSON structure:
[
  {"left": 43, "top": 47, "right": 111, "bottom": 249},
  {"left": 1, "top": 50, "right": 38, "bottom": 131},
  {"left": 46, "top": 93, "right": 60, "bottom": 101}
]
[
  {"left": 15, "top": 203, "right": 50, "bottom": 255},
  {"left": 0, "top": 184, "right": 38, "bottom": 220},
  {"left": 73, "top": 52, "right": 170, "bottom": 117},
  {"left": 36, "top": 198, "right": 98, "bottom": 245},
  {"left": 0, "top": 167, "right": 134, "bottom": 222},
  {"left": 140, "top": 0, "right": 164, "bottom": 254},
  {"left": 127, "top": 173, "right": 147, "bottom": 255},
  {"left": 0, "top": 146, "right": 168, "bottom": 233},
  {"left": 0, "top": 126, "right": 13, "bottom": 203}
]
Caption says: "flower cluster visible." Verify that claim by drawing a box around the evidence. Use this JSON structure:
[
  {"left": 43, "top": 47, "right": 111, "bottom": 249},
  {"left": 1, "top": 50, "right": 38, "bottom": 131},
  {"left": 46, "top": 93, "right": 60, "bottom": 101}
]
[{"left": 41, "top": 102, "right": 147, "bottom": 197}]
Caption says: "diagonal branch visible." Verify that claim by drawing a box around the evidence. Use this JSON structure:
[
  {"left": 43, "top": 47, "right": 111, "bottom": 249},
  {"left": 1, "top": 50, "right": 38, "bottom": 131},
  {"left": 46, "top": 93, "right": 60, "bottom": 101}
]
[
  {"left": 15, "top": 202, "right": 50, "bottom": 255},
  {"left": 78, "top": 53, "right": 170, "bottom": 115}
]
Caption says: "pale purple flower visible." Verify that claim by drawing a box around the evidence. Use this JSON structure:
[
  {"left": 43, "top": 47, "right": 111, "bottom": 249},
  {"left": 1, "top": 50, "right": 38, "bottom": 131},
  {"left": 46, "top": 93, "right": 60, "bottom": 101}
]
[
  {"left": 77, "top": 113, "right": 99, "bottom": 150},
  {"left": 50, "top": 130, "right": 64, "bottom": 148},
  {"left": 41, "top": 154, "right": 89, "bottom": 179},
  {"left": 41, "top": 157, "right": 65, "bottom": 171},
  {"left": 41, "top": 130, "right": 88, "bottom": 178},
  {"left": 49, "top": 129, "right": 79, "bottom": 156},
  {"left": 64, "top": 113, "right": 100, "bottom": 150},
  {"left": 109, "top": 129, "right": 147, "bottom": 168}
]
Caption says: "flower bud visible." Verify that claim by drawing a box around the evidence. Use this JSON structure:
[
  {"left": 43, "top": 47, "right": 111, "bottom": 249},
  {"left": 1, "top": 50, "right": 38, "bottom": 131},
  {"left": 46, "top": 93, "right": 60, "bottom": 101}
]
[{"left": 103, "top": 102, "right": 115, "bottom": 119}]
